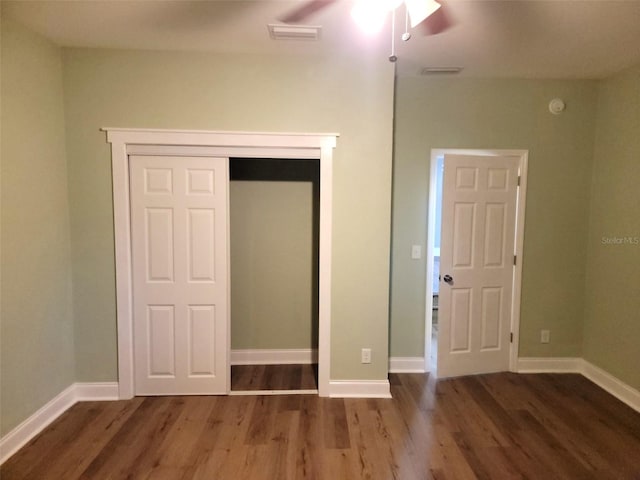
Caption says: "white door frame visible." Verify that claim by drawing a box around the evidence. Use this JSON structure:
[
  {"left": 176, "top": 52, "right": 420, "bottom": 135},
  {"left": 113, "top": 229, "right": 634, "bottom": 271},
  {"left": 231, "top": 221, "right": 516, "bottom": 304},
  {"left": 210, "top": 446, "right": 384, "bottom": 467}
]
[
  {"left": 425, "top": 149, "right": 528, "bottom": 374},
  {"left": 104, "top": 128, "right": 338, "bottom": 399}
]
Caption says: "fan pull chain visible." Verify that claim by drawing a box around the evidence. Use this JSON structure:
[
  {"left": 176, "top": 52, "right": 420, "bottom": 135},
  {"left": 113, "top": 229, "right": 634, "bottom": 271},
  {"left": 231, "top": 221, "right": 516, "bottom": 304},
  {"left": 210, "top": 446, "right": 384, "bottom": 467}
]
[
  {"left": 389, "top": 8, "right": 397, "bottom": 62},
  {"left": 402, "top": 6, "right": 412, "bottom": 41}
]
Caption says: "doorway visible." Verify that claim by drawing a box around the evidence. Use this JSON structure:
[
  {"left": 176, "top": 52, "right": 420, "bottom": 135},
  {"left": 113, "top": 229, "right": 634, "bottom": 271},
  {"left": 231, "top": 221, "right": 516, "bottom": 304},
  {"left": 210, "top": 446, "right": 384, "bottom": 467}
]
[
  {"left": 425, "top": 149, "right": 528, "bottom": 377},
  {"left": 429, "top": 156, "right": 444, "bottom": 371},
  {"left": 229, "top": 158, "right": 320, "bottom": 394}
]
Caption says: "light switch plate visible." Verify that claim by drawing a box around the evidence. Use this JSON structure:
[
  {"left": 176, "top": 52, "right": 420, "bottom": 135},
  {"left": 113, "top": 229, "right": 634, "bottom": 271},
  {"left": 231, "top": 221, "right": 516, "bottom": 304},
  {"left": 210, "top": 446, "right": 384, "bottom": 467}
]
[
  {"left": 541, "top": 330, "right": 550, "bottom": 344},
  {"left": 411, "top": 245, "right": 422, "bottom": 259},
  {"left": 361, "top": 348, "right": 372, "bottom": 364}
]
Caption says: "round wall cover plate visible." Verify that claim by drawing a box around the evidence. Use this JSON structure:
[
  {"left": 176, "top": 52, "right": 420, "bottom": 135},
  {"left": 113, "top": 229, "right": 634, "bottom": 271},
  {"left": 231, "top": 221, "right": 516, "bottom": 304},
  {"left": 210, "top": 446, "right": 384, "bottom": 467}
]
[{"left": 549, "top": 98, "right": 566, "bottom": 115}]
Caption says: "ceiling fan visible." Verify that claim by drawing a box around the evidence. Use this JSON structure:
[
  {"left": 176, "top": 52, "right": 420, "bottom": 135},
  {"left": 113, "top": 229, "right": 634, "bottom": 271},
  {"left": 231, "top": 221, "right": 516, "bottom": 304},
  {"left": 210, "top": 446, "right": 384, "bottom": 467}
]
[{"left": 279, "top": 0, "right": 454, "bottom": 37}]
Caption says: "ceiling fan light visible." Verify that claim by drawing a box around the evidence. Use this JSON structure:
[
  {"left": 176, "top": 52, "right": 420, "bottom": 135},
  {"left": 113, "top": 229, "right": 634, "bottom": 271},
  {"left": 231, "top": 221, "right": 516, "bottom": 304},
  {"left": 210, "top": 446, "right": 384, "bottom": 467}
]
[
  {"left": 351, "top": 0, "right": 402, "bottom": 35},
  {"left": 351, "top": 0, "right": 389, "bottom": 35},
  {"left": 405, "top": 0, "right": 441, "bottom": 28}
]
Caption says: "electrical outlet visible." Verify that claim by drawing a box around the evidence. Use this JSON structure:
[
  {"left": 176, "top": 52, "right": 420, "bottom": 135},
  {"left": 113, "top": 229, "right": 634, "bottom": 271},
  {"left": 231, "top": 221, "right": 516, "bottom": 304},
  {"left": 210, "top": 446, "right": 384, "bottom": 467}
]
[
  {"left": 540, "top": 330, "right": 550, "bottom": 344},
  {"left": 411, "top": 245, "right": 422, "bottom": 259},
  {"left": 361, "top": 348, "right": 372, "bottom": 364}
]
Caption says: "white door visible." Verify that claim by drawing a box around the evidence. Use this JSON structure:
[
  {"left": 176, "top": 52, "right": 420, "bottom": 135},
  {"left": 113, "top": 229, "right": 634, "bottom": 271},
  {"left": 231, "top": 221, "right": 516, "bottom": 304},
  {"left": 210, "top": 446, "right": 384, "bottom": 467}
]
[
  {"left": 438, "top": 154, "right": 519, "bottom": 377},
  {"left": 130, "top": 155, "right": 229, "bottom": 395}
]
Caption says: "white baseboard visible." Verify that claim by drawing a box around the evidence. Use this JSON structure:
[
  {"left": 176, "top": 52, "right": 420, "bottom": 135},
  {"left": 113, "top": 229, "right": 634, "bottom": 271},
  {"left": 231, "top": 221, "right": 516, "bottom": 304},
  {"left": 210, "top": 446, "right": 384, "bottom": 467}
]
[
  {"left": 230, "top": 348, "right": 317, "bottom": 365},
  {"left": 329, "top": 380, "right": 391, "bottom": 398},
  {"left": 75, "top": 382, "right": 120, "bottom": 401},
  {"left": 581, "top": 360, "right": 640, "bottom": 413},
  {"left": 389, "top": 357, "right": 426, "bottom": 373},
  {"left": 517, "top": 357, "right": 639, "bottom": 413},
  {"left": 0, "top": 382, "right": 119, "bottom": 465},
  {"left": 0, "top": 384, "right": 76, "bottom": 465},
  {"left": 516, "top": 357, "right": 582, "bottom": 373}
]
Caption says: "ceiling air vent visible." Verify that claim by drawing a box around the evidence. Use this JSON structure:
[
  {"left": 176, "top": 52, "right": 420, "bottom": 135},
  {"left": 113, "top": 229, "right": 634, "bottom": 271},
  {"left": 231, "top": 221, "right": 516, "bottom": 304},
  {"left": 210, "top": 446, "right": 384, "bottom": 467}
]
[
  {"left": 420, "top": 66, "right": 464, "bottom": 75},
  {"left": 268, "top": 24, "right": 322, "bottom": 41}
]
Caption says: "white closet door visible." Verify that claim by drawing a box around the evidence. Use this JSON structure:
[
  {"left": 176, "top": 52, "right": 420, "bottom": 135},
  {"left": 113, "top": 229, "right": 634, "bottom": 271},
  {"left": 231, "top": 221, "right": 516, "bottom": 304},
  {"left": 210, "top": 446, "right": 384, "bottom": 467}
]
[{"left": 130, "top": 155, "right": 229, "bottom": 395}]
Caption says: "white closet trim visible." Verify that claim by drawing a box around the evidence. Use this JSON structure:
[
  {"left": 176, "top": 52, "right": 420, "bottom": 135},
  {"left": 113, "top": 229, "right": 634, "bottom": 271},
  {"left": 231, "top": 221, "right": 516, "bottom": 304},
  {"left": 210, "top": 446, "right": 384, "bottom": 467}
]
[{"left": 104, "top": 128, "right": 338, "bottom": 398}]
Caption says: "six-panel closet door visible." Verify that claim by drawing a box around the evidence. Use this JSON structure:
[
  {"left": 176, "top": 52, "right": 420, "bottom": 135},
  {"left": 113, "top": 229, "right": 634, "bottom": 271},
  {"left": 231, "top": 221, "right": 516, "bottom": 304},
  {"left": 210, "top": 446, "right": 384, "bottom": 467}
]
[{"left": 129, "top": 155, "right": 229, "bottom": 395}]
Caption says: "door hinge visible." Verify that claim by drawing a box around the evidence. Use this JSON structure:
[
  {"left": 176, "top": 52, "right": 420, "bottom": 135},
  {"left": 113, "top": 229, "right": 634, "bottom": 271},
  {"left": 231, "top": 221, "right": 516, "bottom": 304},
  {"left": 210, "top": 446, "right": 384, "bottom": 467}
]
[
  {"left": 510, "top": 332, "right": 513, "bottom": 343},
  {"left": 517, "top": 176, "right": 521, "bottom": 186},
  {"left": 513, "top": 255, "right": 517, "bottom": 265}
]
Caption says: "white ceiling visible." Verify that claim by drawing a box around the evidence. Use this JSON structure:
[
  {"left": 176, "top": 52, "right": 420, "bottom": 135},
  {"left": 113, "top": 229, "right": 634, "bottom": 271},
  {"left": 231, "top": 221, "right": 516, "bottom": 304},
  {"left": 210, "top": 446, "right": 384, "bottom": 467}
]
[{"left": 4, "top": 0, "right": 640, "bottom": 78}]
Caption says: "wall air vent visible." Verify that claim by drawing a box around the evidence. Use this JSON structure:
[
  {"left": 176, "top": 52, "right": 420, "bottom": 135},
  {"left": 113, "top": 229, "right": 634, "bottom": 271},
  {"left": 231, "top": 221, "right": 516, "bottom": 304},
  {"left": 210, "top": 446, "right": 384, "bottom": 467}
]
[
  {"left": 268, "top": 24, "right": 322, "bottom": 41},
  {"left": 420, "top": 66, "right": 464, "bottom": 75}
]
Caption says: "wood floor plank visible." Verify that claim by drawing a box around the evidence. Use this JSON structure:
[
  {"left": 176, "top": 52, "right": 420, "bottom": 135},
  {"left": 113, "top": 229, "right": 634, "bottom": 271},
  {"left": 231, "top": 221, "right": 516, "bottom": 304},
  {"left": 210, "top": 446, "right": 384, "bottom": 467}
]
[
  {"left": 231, "top": 364, "right": 265, "bottom": 390},
  {"left": 344, "top": 398, "right": 395, "bottom": 480},
  {"left": 33, "top": 399, "right": 144, "bottom": 480},
  {"left": 192, "top": 396, "right": 256, "bottom": 479},
  {"left": 178, "top": 396, "right": 228, "bottom": 479},
  {"left": 323, "top": 449, "right": 358, "bottom": 480},
  {"left": 294, "top": 395, "right": 323, "bottom": 480},
  {"left": 231, "top": 364, "right": 318, "bottom": 391},
  {"left": 509, "top": 408, "right": 596, "bottom": 479},
  {"left": 518, "top": 378, "right": 615, "bottom": 473},
  {"left": 562, "top": 374, "right": 640, "bottom": 440},
  {"left": 77, "top": 396, "right": 183, "bottom": 479},
  {"left": 322, "top": 398, "right": 351, "bottom": 449},
  {"left": 387, "top": 380, "right": 447, "bottom": 476},
  {"left": 267, "top": 408, "right": 299, "bottom": 479},
  {"left": 438, "top": 379, "right": 508, "bottom": 448},
  {"left": 452, "top": 432, "right": 519, "bottom": 480},
  {"left": 522, "top": 374, "right": 640, "bottom": 477},
  {"left": 1, "top": 401, "right": 105, "bottom": 480},
  {"left": 301, "top": 364, "right": 319, "bottom": 390},
  {"left": 3, "top": 372, "right": 640, "bottom": 479},
  {"left": 369, "top": 395, "right": 441, "bottom": 480},
  {"left": 137, "top": 396, "right": 215, "bottom": 478},
  {"left": 245, "top": 396, "right": 278, "bottom": 445}
]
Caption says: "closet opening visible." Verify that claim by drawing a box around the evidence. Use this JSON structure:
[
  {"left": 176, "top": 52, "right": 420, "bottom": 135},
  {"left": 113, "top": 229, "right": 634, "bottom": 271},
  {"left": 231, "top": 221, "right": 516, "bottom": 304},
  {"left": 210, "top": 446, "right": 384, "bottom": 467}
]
[{"left": 229, "top": 158, "right": 320, "bottom": 394}]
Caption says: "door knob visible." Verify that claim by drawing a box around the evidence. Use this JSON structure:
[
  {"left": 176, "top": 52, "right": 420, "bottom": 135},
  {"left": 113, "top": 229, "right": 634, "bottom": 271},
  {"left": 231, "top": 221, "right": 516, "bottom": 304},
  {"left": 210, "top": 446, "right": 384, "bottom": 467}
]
[{"left": 443, "top": 274, "right": 453, "bottom": 284}]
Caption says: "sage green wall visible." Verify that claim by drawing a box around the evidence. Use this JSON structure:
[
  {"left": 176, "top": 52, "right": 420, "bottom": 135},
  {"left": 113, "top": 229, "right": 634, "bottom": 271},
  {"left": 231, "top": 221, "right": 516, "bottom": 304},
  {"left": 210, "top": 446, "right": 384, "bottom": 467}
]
[
  {"left": 0, "top": 15, "right": 75, "bottom": 435},
  {"left": 391, "top": 77, "right": 598, "bottom": 359},
  {"left": 230, "top": 181, "right": 315, "bottom": 350},
  {"left": 62, "top": 48, "right": 394, "bottom": 381},
  {"left": 583, "top": 65, "right": 640, "bottom": 390}
]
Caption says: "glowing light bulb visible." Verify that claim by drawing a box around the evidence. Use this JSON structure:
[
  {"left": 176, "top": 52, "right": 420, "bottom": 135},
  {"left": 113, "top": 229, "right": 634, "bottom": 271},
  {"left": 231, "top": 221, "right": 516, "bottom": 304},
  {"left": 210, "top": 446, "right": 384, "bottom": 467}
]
[{"left": 351, "top": 0, "right": 403, "bottom": 35}]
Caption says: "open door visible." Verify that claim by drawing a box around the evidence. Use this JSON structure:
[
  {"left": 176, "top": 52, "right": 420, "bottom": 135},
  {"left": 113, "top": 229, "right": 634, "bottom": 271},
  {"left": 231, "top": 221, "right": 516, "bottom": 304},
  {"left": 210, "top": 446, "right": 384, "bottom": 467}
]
[
  {"left": 129, "top": 155, "right": 229, "bottom": 395},
  {"left": 438, "top": 154, "right": 519, "bottom": 377}
]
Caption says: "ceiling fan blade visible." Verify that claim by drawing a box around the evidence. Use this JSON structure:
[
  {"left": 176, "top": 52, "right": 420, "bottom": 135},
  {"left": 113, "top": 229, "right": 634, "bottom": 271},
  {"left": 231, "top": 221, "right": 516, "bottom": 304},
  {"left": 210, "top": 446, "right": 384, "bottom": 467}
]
[
  {"left": 279, "top": 0, "right": 337, "bottom": 24},
  {"left": 405, "top": 0, "right": 441, "bottom": 28},
  {"left": 418, "top": 1, "right": 454, "bottom": 36}
]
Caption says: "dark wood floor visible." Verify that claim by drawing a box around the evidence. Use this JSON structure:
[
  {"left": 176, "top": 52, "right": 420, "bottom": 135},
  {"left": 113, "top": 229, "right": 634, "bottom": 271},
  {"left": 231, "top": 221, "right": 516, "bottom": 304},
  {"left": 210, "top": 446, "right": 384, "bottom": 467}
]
[
  {"left": 2, "top": 372, "right": 640, "bottom": 479},
  {"left": 231, "top": 364, "right": 318, "bottom": 391}
]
